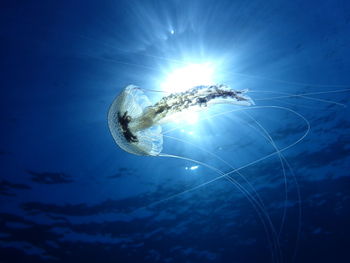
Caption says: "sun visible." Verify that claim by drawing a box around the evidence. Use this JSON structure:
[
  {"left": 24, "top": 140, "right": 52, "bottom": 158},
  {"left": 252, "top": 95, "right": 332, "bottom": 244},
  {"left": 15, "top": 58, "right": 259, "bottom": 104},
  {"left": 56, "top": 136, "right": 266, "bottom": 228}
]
[{"left": 161, "top": 63, "right": 216, "bottom": 93}]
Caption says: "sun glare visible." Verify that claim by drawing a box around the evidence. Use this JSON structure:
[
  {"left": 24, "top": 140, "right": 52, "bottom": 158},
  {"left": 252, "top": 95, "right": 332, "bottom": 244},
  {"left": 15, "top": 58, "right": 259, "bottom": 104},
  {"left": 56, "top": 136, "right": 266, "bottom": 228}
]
[{"left": 161, "top": 63, "right": 215, "bottom": 93}]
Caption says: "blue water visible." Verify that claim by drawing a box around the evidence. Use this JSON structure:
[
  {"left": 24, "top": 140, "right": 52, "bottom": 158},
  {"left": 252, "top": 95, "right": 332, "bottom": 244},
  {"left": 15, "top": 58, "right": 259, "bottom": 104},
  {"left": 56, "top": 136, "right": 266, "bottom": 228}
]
[{"left": 1, "top": 0, "right": 350, "bottom": 262}]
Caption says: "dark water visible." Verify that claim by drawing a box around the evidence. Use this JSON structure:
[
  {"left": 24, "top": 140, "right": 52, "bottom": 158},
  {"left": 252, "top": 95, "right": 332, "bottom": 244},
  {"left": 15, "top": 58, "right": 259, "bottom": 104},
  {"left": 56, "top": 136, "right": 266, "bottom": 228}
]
[{"left": 1, "top": 0, "right": 350, "bottom": 262}]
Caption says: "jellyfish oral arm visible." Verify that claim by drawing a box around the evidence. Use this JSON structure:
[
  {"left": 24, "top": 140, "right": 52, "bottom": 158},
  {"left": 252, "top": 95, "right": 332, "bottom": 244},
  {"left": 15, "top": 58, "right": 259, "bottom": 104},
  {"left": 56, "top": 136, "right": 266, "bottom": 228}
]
[{"left": 134, "top": 85, "right": 255, "bottom": 128}]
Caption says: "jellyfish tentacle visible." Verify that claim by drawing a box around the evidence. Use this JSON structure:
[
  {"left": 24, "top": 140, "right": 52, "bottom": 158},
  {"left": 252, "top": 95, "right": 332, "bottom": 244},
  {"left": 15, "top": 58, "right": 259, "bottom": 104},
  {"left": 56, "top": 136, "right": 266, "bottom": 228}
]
[
  {"left": 244, "top": 115, "right": 302, "bottom": 261},
  {"left": 163, "top": 134, "right": 283, "bottom": 262},
  {"left": 231, "top": 71, "right": 350, "bottom": 88},
  {"left": 252, "top": 89, "right": 350, "bottom": 107},
  {"left": 158, "top": 152, "right": 282, "bottom": 263},
  {"left": 162, "top": 110, "right": 302, "bottom": 261},
  {"left": 157, "top": 106, "right": 310, "bottom": 198},
  {"left": 243, "top": 113, "right": 290, "bottom": 238}
]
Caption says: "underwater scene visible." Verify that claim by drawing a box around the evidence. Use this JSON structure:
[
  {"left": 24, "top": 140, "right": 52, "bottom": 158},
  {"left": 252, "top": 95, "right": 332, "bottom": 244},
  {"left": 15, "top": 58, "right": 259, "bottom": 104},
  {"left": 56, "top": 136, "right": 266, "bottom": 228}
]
[{"left": 1, "top": 0, "right": 350, "bottom": 262}]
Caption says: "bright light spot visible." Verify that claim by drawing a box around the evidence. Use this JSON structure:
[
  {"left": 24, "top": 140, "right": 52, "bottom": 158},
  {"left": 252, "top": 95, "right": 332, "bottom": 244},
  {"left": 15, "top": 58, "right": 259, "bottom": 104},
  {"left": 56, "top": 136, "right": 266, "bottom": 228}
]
[
  {"left": 188, "top": 131, "right": 194, "bottom": 135},
  {"left": 170, "top": 29, "right": 175, "bottom": 34},
  {"left": 185, "top": 165, "right": 199, "bottom": 171},
  {"left": 161, "top": 63, "right": 215, "bottom": 93}
]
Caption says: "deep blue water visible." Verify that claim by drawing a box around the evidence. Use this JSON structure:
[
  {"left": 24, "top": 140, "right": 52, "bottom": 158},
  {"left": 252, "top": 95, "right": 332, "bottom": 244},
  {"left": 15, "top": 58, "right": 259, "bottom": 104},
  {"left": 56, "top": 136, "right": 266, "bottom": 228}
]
[{"left": 1, "top": 0, "right": 350, "bottom": 262}]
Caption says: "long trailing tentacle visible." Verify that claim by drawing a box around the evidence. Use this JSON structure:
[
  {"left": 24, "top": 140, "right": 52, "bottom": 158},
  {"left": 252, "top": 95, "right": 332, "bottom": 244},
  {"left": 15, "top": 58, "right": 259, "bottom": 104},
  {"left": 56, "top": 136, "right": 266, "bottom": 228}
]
[
  {"left": 158, "top": 152, "right": 282, "bottom": 263},
  {"left": 148, "top": 106, "right": 310, "bottom": 211},
  {"left": 132, "top": 105, "right": 309, "bottom": 262},
  {"left": 251, "top": 89, "right": 350, "bottom": 107}
]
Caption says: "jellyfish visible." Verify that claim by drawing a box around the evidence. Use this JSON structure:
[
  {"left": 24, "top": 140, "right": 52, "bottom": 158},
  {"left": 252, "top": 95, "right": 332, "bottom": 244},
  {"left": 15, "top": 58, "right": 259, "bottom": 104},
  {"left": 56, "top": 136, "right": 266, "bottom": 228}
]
[
  {"left": 108, "top": 84, "right": 254, "bottom": 156},
  {"left": 107, "top": 83, "right": 349, "bottom": 263},
  {"left": 107, "top": 84, "right": 291, "bottom": 262}
]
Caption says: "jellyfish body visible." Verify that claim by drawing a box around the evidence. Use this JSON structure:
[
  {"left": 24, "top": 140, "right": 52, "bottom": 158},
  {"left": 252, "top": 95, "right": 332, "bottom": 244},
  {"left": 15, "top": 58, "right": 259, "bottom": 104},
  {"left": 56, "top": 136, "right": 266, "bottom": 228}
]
[
  {"left": 108, "top": 84, "right": 254, "bottom": 156},
  {"left": 108, "top": 85, "right": 163, "bottom": 156}
]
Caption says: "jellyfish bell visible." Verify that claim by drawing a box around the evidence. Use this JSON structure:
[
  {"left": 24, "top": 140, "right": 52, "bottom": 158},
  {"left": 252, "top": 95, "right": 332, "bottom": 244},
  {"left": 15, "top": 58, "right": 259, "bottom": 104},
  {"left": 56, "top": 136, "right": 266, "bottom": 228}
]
[
  {"left": 108, "top": 84, "right": 255, "bottom": 156},
  {"left": 108, "top": 85, "right": 163, "bottom": 156}
]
